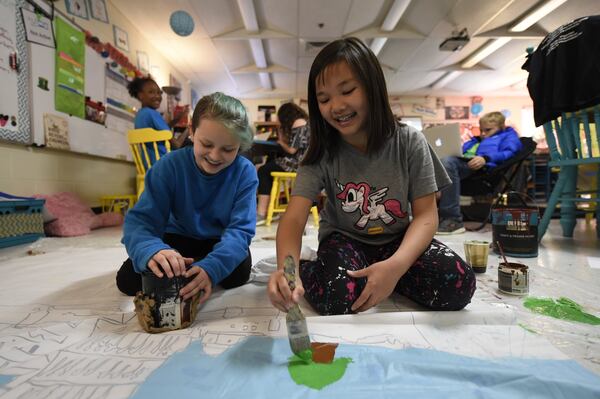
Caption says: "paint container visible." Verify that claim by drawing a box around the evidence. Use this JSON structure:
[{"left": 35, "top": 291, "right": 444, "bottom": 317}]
[
  {"left": 141, "top": 273, "right": 193, "bottom": 330},
  {"left": 498, "top": 262, "right": 529, "bottom": 295},
  {"left": 463, "top": 240, "right": 490, "bottom": 273},
  {"left": 491, "top": 192, "right": 539, "bottom": 258}
]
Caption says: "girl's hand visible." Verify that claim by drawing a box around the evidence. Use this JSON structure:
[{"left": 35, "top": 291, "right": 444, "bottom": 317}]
[
  {"left": 467, "top": 156, "right": 486, "bottom": 170},
  {"left": 347, "top": 260, "right": 404, "bottom": 313},
  {"left": 267, "top": 269, "right": 305, "bottom": 313},
  {"left": 180, "top": 266, "right": 213, "bottom": 302},
  {"left": 148, "top": 249, "right": 194, "bottom": 278}
]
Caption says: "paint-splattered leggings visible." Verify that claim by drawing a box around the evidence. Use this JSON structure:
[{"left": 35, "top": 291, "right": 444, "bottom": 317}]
[{"left": 300, "top": 232, "right": 476, "bottom": 315}]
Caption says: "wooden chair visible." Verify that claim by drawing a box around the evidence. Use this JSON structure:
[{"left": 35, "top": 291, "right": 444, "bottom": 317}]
[
  {"left": 266, "top": 171, "right": 319, "bottom": 227},
  {"left": 127, "top": 128, "right": 172, "bottom": 199},
  {"left": 538, "top": 105, "right": 600, "bottom": 240}
]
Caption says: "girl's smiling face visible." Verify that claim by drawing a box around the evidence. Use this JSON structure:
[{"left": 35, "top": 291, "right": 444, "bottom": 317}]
[
  {"left": 138, "top": 81, "right": 163, "bottom": 109},
  {"left": 315, "top": 61, "right": 369, "bottom": 150},
  {"left": 191, "top": 119, "right": 240, "bottom": 174}
]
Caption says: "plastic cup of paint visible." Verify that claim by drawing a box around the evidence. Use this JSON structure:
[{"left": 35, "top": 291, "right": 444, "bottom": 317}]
[{"left": 464, "top": 240, "right": 490, "bottom": 273}]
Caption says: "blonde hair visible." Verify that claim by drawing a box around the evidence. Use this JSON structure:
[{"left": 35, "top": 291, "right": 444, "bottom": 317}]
[
  {"left": 479, "top": 112, "right": 505, "bottom": 129},
  {"left": 191, "top": 92, "right": 253, "bottom": 151}
]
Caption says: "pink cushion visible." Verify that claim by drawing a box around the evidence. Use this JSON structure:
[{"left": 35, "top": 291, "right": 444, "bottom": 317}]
[{"left": 33, "top": 192, "right": 123, "bottom": 237}]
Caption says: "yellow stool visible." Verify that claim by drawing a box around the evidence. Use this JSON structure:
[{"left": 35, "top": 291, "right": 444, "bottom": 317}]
[
  {"left": 100, "top": 195, "right": 137, "bottom": 214},
  {"left": 266, "top": 172, "right": 319, "bottom": 227}
]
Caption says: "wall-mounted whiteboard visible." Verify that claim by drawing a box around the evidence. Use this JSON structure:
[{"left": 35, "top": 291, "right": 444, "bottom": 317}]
[{"left": 0, "top": 0, "right": 30, "bottom": 144}]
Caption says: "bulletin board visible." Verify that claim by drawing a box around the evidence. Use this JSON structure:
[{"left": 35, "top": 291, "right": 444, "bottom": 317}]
[
  {"left": 1, "top": 0, "right": 134, "bottom": 161},
  {"left": 29, "top": 11, "right": 132, "bottom": 160},
  {"left": 0, "top": 0, "right": 30, "bottom": 144}
]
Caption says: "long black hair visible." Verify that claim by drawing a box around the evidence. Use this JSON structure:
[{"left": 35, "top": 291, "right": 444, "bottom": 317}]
[
  {"left": 303, "top": 37, "right": 395, "bottom": 165},
  {"left": 277, "top": 102, "right": 308, "bottom": 141}
]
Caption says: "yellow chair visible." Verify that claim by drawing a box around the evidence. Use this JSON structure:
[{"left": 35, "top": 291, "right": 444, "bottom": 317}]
[
  {"left": 266, "top": 171, "right": 319, "bottom": 227},
  {"left": 100, "top": 195, "right": 137, "bottom": 214},
  {"left": 128, "top": 128, "right": 172, "bottom": 199}
]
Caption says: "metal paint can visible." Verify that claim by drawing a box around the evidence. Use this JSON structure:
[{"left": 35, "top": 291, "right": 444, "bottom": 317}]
[
  {"left": 498, "top": 262, "right": 529, "bottom": 295},
  {"left": 141, "top": 273, "right": 192, "bottom": 329}
]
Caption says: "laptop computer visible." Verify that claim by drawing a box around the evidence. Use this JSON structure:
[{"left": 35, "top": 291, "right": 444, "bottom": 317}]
[{"left": 422, "top": 123, "right": 466, "bottom": 159}]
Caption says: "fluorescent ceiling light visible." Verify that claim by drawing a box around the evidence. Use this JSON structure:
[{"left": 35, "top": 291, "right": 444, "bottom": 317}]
[
  {"left": 370, "top": 0, "right": 411, "bottom": 56},
  {"left": 382, "top": 0, "right": 411, "bottom": 31},
  {"left": 432, "top": 71, "right": 463, "bottom": 89},
  {"left": 237, "top": 0, "right": 259, "bottom": 32},
  {"left": 510, "top": 0, "right": 567, "bottom": 32},
  {"left": 237, "top": 0, "right": 271, "bottom": 89},
  {"left": 461, "top": 37, "right": 511, "bottom": 68},
  {"left": 249, "top": 39, "right": 267, "bottom": 68},
  {"left": 370, "top": 37, "right": 388, "bottom": 56}
]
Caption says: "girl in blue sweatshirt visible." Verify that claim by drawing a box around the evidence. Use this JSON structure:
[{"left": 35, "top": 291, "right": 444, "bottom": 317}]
[{"left": 116, "top": 92, "right": 258, "bottom": 307}]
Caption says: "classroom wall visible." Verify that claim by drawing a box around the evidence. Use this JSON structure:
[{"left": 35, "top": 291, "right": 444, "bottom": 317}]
[
  {"left": 241, "top": 95, "right": 536, "bottom": 135},
  {"left": 1, "top": 0, "right": 191, "bottom": 206},
  {"left": 0, "top": 142, "right": 135, "bottom": 204}
]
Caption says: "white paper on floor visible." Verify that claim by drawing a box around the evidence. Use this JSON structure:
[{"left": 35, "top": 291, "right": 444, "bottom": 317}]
[{"left": 0, "top": 241, "right": 597, "bottom": 399}]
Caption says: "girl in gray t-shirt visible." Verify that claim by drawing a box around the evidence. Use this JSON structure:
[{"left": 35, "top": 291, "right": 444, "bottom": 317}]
[{"left": 267, "top": 38, "right": 475, "bottom": 315}]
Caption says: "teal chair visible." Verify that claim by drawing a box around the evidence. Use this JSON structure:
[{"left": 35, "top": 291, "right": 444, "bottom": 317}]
[{"left": 538, "top": 105, "right": 600, "bottom": 241}]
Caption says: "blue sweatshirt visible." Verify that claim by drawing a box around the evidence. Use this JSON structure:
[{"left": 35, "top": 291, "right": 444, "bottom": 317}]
[
  {"left": 462, "top": 126, "right": 522, "bottom": 168},
  {"left": 122, "top": 146, "right": 258, "bottom": 285}
]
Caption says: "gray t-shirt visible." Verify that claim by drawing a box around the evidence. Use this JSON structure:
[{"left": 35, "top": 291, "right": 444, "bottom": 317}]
[{"left": 293, "top": 124, "right": 451, "bottom": 245}]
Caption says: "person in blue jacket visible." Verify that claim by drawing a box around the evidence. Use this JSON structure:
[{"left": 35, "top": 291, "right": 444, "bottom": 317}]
[
  {"left": 116, "top": 92, "right": 258, "bottom": 307},
  {"left": 437, "top": 111, "right": 522, "bottom": 234}
]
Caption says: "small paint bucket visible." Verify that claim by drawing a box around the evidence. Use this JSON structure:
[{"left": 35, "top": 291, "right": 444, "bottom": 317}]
[
  {"left": 142, "top": 273, "right": 192, "bottom": 329},
  {"left": 498, "top": 262, "right": 529, "bottom": 295}
]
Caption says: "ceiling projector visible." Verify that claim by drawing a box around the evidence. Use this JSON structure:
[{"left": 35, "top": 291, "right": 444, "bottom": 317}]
[{"left": 439, "top": 28, "right": 470, "bottom": 51}]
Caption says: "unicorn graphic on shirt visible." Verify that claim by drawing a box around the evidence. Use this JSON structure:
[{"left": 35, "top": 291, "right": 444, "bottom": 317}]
[{"left": 335, "top": 180, "right": 407, "bottom": 229}]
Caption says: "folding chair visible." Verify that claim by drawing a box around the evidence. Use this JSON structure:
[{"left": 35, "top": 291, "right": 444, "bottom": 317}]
[
  {"left": 460, "top": 137, "right": 537, "bottom": 229},
  {"left": 537, "top": 106, "right": 600, "bottom": 240},
  {"left": 128, "top": 128, "right": 172, "bottom": 199}
]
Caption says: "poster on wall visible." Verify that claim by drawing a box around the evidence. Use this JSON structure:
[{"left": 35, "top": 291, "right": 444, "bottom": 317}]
[
  {"left": 136, "top": 51, "right": 149, "bottom": 73},
  {"left": 105, "top": 66, "right": 136, "bottom": 134},
  {"left": 43, "top": 113, "right": 70, "bottom": 149},
  {"left": 55, "top": 17, "right": 85, "bottom": 119},
  {"left": 20, "top": 7, "right": 55, "bottom": 48},
  {"left": 444, "top": 106, "right": 469, "bottom": 120},
  {"left": 65, "top": 0, "right": 89, "bottom": 20},
  {"left": 89, "top": 0, "right": 109, "bottom": 23},
  {"left": 113, "top": 25, "right": 129, "bottom": 51}
]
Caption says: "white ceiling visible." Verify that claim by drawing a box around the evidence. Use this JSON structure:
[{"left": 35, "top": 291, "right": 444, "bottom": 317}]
[{"left": 113, "top": 0, "right": 600, "bottom": 99}]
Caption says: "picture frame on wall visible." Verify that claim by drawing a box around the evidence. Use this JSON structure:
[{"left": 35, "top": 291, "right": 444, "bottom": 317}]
[
  {"left": 20, "top": 7, "right": 55, "bottom": 48},
  {"left": 88, "top": 0, "right": 109, "bottom": 23},
  {"left": 136, "top": 51, "right": 149, "bottom": 73},
  {"left": 445, "top": 106, "right": 470, "bottom": 120},
  {"left": 65, "top": 0, "right": 89, "bottom": 20},
  {"left": 113, "top": 25, "right": 129, "bottom": 52}
]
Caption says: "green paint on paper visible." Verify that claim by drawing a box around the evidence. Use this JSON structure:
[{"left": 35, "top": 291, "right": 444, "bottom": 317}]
[
  {"left": 288, "top": 355, "right": 352, "bottom": 390},
  {"left": 523, "top": 297, "right": 600, "bottom": 325},
  {"left": 297, "top": 349, "right": 313, "bottom": 363}
]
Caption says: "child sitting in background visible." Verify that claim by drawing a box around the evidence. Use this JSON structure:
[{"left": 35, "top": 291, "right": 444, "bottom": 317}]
[
  {"left": 116, "top": 92, "right": 258, "bottom": 310},
  {"left": 127, "top": 77, "right": 189, "bottom": 160},
  {"left": 267, "top": 37, "right": 475, "bottom": 316},
  {"left": 256, "top": 102, "right": 310, "bottom": 224}
]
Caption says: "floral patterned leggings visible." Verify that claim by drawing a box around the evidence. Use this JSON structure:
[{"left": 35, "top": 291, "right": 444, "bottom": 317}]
[{"left": 300, "top": 232, "right": 476, "bottom": 315}]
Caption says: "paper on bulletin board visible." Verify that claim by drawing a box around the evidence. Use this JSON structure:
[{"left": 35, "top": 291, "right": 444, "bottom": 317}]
[
  {"left": 54, "top": 17, "right": 85, "bottom": 119},
  {"left": 43, "top": 113, "right": 70, "bottom": 150},
  {"left": 0, "top": 0, "right": 19, "bottom": 133}
]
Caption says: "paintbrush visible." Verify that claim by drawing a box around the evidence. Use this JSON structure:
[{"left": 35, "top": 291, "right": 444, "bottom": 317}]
[{"left": 283, "top": 255, "right": 312, "bottom": 360}]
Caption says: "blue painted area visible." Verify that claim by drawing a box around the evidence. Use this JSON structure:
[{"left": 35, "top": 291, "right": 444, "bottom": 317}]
[
  {"left": 131, "top": 336, "right": 600, "bottom": 399},
  {"left": 0, "top": 375, "right": 14, "bottom": 386}
]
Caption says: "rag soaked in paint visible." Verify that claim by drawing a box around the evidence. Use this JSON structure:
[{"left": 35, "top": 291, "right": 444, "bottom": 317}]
[
  {"left": 523, "top": 297, "right": 600, "bottom": 325},
  {"left": 288, "top": 355, "right": 352, "bottom": 390}
]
